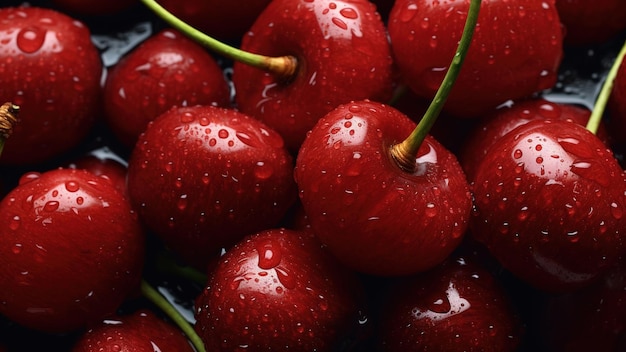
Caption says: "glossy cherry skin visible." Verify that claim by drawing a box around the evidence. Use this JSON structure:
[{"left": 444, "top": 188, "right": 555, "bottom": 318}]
[
  {"left": 295, "top": 100, "right": 472, "bottom": 276},
  {"left": 51, "top": 0, "right": 138, "bottom": 16},
  {"left": 127, "top": 105, "right": 297, "bottom": 271},
  {"left": 103, "top": 28, "right": 231, "bottom": 148},
  {"left": 156, "top": 0, "right": 271, "bottom": 41},
  {"left": 460, "top": 98, "right": 608, "bottom": 181},
  {"left": 72, "top": 310, "right": 194, "bottom": 352},
  {"left": 67, "top": 147, "right": 129, "bottom": 196},
  {"left": 0, "top": 6, "right": 102, "bottom": 165},
  {"left": 555, "top": 0, "right": 626, "bottom": 46},
  {"left": 194, "top": 228, "right": 368, "bottom": 351},
  {"left": 388, "top": 0, "right": 563, "bottom": 118},
  {"left": 378, "top": 254, "right": 522, "bottom": 351},
  {"left": 470, "top": 119, "right": 626, "bottom": 292},
  {"left": 0, "top": 168, "right": 145, "bottom": 333},
  {"left": 233, "top": 0, "right": 394, "bottom": 151},
  {"left": 537, "top": 258, "right": 626, "bottom": 351}
]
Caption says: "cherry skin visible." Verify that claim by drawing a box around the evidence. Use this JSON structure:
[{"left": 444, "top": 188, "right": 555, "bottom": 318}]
[
  {"left": 155, "top": 0, "right": 271, "bottom": 41},
  {"left": 470, "top": 119, "right": 626, "bottom": 292},
  {"left": 127, "top": 105, "right": 297, "bottom": 271},
  {"left": 0, "top": 6, "right": 102, "bottom": 165},
  {"left": 460, "top": 98, "right": 609, "bottom": 181},
  {"left": 71, "top": 309, "right": 195, "bottom": 352},
  {"left": 387, "top": 0, "right": 563, "bottom": 118},
  {"left": 103, "top": 28, "right": 231, "bottom": 148},
  {"left": 377, "top": 254, "right": 523, "bottom": 351},
  {"left": 232, "top": 0, "right": 394, "bottom": 151},
  {"left": 51, "top": 0, "right": 138, "bottom": 16},
  {"left": 555, "top": 0, "right": 626, "bottom": 46},
  {"left": 194, "top": 228, "right": 368, "bottom": 351},
  {"left": 295, "top": 100, "right": 472, "bottom": 276},
  {"left": 536, "top": 258, "right": 626, "bottom": 351},
  {"left": 0, "top": 168, "right": 145, "bottom": 333},
  {"left": 67, "top": 147, "right": 129, "bottom": 196}
]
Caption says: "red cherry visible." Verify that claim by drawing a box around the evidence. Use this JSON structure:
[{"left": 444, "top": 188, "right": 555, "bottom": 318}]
[
  {"left": 127, "top": 105, "right": 297, "bottom": 270},
  {"left": 67, "top": 148, "right": 129, "bottom": 196},
  {"left": 388, "top": 0, "right": 563, "bottom": 118},
  {"left": 471, "top": 119, "right": 626, "bottom": 292},
  {"left": 72, "top": 309, "right": 195, "bottom": 352},
  {"left": 51, "top": 0, "right": 138, "bottom": 16},
  {"left": 0, "top": 168, "right": 145, "bottom": 333},
  {"left": 103, "top": 28, "right": 231, "bottom": 148},
  {"left": 460, "top": 98, "right": 610, "bottom": 181},
  {"left": 378, "top": 254, "right": 523, "bottom": 351},
  {"left": 232, "top": 0, "right": 394, "bottom": 151},
  {"left": 537, "top": 258, "right": 626, "bottom": 351},
  {"left": 555, "top": 0, "right": 626, "bottom": 46},
  {"left": 155, "top": 0, "right": 271, "bottom": 41},
  {"left": 194, "top": 228, "right": 368, "bottom": 350},
  {"left": 295, "top": 100, "right": 472, "bottom": 276},
  {"left": 0, "top": 6, "right": 102, "bottom": 165}
]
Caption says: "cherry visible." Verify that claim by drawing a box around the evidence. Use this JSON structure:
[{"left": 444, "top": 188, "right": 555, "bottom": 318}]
[
  {"left": 66, "top": 147, "right": 129, "bottom": 196},
  {"left": 140, "top": 0, "right": 394, "bottom": 152},
  {"left": 555, "top": 0, "right": 626, "bottom": 46},
  {"left": 294, "top": 0, "right": 480, "bottom": 276},
  {"left": 470, "top": 118, "right": 626, "bottom": 292},
  {"left": 0, "top": 6, "right": 103, "bottom": 165},
  {"left": 51, "top": 0, "right": 139, "bottom": 16},
  {"left": 388, "top": 0, "right": 563, "bottom": 118},
  {"left": 194, "top": 228, "right": 368, "bottom": 351},
  {"left": 0, "top": 168, "right": 145, "bottom": 333},
  {"left": 377, "top": 254, "right": 523, "bottom": 351},
  {"left": 460, "top": 98, "right": 609, "bottom": 181},
  {"left": 155, "top": 0, "right": 271, "bottom": 41},
  {"left": 72, "top": 309, "right": 195, "bottom": 352},
  {"left": 103, "top": 28, "right": 231, "bottom": 148},
  {"left": 126, "top": 105, "right": 297, "bottom": 271}
]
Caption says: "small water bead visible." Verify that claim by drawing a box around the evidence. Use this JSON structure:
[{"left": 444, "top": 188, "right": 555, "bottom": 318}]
[{"left": 16, "top": 26, "right": 47, "bottom": 54}]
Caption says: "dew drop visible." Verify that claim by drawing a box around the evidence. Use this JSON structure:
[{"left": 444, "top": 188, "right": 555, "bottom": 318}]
[
  {"left": 64, "top": 181, "right": 80, "bottom": 192},
  {"left": 12, "top": 243, "right": 22, "bottom": 254},
  {"left": 513, "top": 149, "right": 523, "bottom": 159},
  {"left": 400, "top": 3, "right": 418, "bottom": 22},
  {"left": 425, "top": 203, "right": 437, "bottom": 218},
  {"left": 254, "top": 161, "right": 274, "bottom": 180},
  {"left": 43, "top": 201, "right": 59, "bottom": 212},
  {"left": 16, "top": 26, "right": 46, "bottom": 53},
  {"left": 611, "top": 203, "right": 623, "bottom": 220},
  {"left": 257, "top": 241, "right": 281, "bottom": 269}
]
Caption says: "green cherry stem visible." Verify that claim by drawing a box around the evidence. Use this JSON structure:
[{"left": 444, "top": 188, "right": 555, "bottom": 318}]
[
  {"left": 0, "top": 102, "right": 19, "bottom": 157},
  {"left": 139, "top": 0, "right": 298, "bottom": 81},
  {"left": 391, "top": 0, "right": 481, "bottom": 172},
  {"left": 140, "top": 279, "right": 207, "bottom": 352},
  {"left": 585, "top": 38, "right": 626, "bottom": 134}
]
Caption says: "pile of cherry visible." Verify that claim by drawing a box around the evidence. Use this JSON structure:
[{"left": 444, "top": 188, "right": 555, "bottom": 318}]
[{"left": 1, "top": 0, "right": 626, "bottom": 351}]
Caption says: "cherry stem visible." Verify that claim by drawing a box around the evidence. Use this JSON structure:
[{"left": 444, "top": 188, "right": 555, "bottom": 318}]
[
  {"left": 391, "top": 0, "right": 481, "bottom": 172},
  {"left": 0, "top": 102, "right": 19, "bottom": 157},
  {"left": 138, "top": 0, "right": 298, "bottom": 81},
  {"left": 140, "top": 279, "right": 206, "bottom": 352},
  {"left": 585, "top": 38, "right": 626, "bottom": 134}
]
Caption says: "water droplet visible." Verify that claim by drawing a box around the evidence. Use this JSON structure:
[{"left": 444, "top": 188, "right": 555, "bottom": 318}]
[
  {"left": 218, "top": 129, "right": 229, "bottom": 139},
  {"left": 400, "top": 3, "right": 418, "bottom": 22},
  {"left": 16, "top": 26, "right": 47, "bottom": 53},
  {"left": 12, "top": 243, "right": 22, "bottom": 254},
  {"left": 177, "top": 194, "right": 188, "bottom": 211},
  {"left": 254, "top": 162, "right": 274, "bottom": 180},
  {"left": 513, "top": 149, "right": 523, "bottom": 159},
  {"left": 65, "top": 181, "right": 79, "bottom": 192},
  {"left": 425, "top": 203, "right": 437, "bottom": 218},
  {"left": 257, "top": 241, "right": 281, "bottom": 269},
  {"left": 275, "top": 267, "right": 296, "bottom": 289},
  {"left": 9, "top": 216, "right": 20, "bottom": 230},
  {"left": 43, "top": 201, "right": 59, "bottom": 212},
  {"left": 611, "top": 203, "right": 623, "bottom": 219}
]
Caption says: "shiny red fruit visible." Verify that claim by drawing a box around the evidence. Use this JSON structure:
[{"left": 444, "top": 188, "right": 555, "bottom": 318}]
[
  {"left": 460, "top": 98, "right": 607, "bottom": 181},
  {"left": 378, "top": 254, "right": 523, "bottom": 351},
  {"left": 72, "top": 310, "right": 194, "bottom": 352},
  {"left": 127, "top": 105, "right": 297, "bottom": 270},
  {"left": 103, "top": 28, "right": 231, "bottom": 148},
  {"left": 388, "top": 0, "right": 563, "bottom": 118},
  {"left": 156, "top": 0, "right": 271, "bottom": 41},
  {"left": 194, "top": 228, "right": 368, "bottom": 350},
  {"left": 555, "top": 0, "right": 626, "bottom": 46},
  {"left": 0, "top": 6, "right": 102, "bottom": 165},
  {"left": 233, "top": 0, "right": 394, "bottom": 151},
  {"left": 471, "top": 119, "right": 626, "bottom": 292},
  {"left": 0, "top": 168, "right": 145, "bottom": 333},
  {"left": 295, "top": 100, "right": 472, "bottom": 276}
]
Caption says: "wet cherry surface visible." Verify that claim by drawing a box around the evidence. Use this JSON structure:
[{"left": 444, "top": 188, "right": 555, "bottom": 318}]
[{"left": 1, "top": 0, "right": 625, "bottom": 351}]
